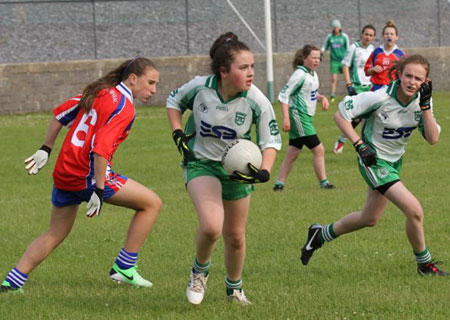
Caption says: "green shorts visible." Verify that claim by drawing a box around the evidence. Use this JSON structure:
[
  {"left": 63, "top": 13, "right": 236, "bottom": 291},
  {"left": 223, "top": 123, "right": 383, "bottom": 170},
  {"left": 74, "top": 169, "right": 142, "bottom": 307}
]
[
  {"left": 358, "top": 157, "right": 403, "bottom": 190},
  {"left": 330, "top": 61, "right": 344, "bottom": 74},
  {"left": 184, "top": 159, "right": 254, "bottom": 201},
  {"left": 289, "top": 108, "right": 316, "bottom": 139}
]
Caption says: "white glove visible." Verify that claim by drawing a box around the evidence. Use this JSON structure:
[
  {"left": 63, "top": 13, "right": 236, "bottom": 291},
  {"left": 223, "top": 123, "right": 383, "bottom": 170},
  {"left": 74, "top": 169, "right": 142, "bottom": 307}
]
[
  {"left": 86, "top": 187, "right": 104, "bottom": 218},
  {"left": 24, "top": 146, "right": 51, "bottom": 175}
]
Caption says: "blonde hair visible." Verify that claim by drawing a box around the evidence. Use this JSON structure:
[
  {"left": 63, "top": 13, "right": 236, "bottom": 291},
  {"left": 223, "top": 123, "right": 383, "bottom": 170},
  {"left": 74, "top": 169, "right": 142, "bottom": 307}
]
[
  {"left": 383, "top": 20, "right": 398, "bottom": 36},
  {"left": 389, "top": 55, "right": 430, "bottom": 80}
]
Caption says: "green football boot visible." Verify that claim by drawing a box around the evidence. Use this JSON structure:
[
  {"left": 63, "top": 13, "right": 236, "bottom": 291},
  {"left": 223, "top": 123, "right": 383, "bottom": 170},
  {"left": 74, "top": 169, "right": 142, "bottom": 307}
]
[
  {"left": 0, "top": 280, "right": 24, "bottom": 294},
  {"left": 109, "top": 263, "right": 153, "bottom": 287}
]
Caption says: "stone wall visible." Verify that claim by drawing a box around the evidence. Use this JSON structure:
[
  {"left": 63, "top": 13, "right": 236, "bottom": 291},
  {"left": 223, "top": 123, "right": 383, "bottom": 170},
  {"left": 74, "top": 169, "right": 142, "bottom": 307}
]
[{"left": 0, "top": 47, "right": 449, "bottom": 114}]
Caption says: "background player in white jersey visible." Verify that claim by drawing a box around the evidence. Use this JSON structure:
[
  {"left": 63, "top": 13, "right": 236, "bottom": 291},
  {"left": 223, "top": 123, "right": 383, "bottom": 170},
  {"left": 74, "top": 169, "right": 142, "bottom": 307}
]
[
  {"left": 334, "top": 24, "right": 376, "bottom": 154},
  {"left": 273, "top": 45, "right": 335, "bottom": 191},
  {"left": 300, "top": 55, "right": 448, "bottom": 276},
  {"left": 166, "top": 32, "right": 281, "bottom": 305}
]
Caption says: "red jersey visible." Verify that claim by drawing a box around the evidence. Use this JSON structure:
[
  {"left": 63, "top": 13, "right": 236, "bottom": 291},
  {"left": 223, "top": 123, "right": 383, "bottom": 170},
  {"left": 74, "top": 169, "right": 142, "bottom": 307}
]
[
  {"left": 364, "top": 45, "right": 405, "bottom": 86},
  {"left": 52, "top": 83, "right": 136, "bottom": 191}
]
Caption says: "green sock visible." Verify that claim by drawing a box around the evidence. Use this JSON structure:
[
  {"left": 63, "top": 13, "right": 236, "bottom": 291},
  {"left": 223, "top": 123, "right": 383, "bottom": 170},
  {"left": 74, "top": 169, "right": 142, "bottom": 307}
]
[
  {"left": 320, "top": 179, "right": 330, "bottom": 187},
  {"left": 225, "top": 277, "right": 242, "bottom": 295},
  {"left": 274, "top": 180, "right": 285, "bottom": 187},
  {"left": 320, "top": 223, "right": 338, "bottom": 243},
  {"left": 414, "top": 247, "right": 431, "bottom": 265},
  {"left": 193, "top": 258, "right": 211, "bottom": 275}
]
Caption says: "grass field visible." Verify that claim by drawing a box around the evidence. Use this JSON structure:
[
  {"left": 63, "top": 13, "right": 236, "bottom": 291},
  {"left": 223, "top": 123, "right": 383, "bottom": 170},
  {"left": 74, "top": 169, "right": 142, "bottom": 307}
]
[{"left": 0, "top": 93, "right": 449, "bottom": 319}]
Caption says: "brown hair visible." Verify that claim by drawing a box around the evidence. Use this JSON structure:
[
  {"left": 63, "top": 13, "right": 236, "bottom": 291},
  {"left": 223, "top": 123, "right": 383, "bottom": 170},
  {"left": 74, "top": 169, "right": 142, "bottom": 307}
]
[
  {"left": 292, "top": 44, "right": 321, "bottom": 70},
  {"left": 383, "top": 20, "right": 398, "bottom": 36},
  {"left": 209, "top": 32, "right": 251, "bottom": 77},
  {"left": 389, "top": 54, "right": 430, "bottom": 80},
  {"left": 79, "top": 57, "right": 157, "bottom": 112},
  {"left": 362, "top": 24, "right": 376, "bottom": 36}
]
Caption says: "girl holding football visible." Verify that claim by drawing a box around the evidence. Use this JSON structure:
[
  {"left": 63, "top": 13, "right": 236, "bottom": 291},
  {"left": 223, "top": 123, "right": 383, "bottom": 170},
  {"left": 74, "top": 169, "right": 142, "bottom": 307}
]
[
  {"left": 166, "top": 32, "right": 281, "bottom": 305},
  {"left": 273, "top": 44, "right": 335, "bottom": 192},
  {"left": 300, "top": 55, "right": 448, "bottom": 276},
  {"left": 1, "top": 57, "right": 162, "bottom": 293}
]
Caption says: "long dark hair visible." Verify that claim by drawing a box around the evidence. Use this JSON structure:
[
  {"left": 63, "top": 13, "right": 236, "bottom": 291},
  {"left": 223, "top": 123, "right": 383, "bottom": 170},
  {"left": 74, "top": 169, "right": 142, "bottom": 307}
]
[
  {"left": 209, "top": 32, "right": 251, "bottom": 77},
  {"left": 292, "top": 44, "right": 320, "bottom": 70},
  {"left": 79, "top": 57, "right": 157, "bottom": 112}
]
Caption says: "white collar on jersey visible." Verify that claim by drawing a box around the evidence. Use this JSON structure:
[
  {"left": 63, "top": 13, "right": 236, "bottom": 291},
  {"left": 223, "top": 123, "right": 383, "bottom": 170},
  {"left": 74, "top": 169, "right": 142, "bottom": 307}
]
[
  {"left": 117, "top": 82, "right": 134, "bottom": 104},
  {"left": 380, "top": 44, "right": 399, "bottom": 55}
]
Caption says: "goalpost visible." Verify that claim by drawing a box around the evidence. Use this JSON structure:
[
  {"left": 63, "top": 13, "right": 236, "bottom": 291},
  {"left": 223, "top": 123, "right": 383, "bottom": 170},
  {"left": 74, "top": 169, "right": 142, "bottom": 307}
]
[{"left": 225, "top": 0, "right": 275, "bottom": 102}]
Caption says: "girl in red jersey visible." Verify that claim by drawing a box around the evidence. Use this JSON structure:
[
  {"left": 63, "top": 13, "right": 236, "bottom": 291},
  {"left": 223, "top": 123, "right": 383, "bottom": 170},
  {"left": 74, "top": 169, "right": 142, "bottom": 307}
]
[
  {"left": 364, "top": 20, "right": 405, "bottom": 91},
  {"left": 1, "top": 57, "right": 161, "bottom": 293}
]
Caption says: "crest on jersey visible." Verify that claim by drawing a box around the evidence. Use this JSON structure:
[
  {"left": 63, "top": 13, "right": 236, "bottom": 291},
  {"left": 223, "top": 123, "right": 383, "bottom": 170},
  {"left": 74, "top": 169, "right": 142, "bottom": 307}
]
[
  {"left": 377, "top": 167, "right": 389, "bottom": 179},
  {"left": 269, "top": 120, "right": 280, "bottom": 135},
  {"left": 198, "top": 103, "right": 208, "bottom": 113},
  {"left": 380, "top": 112, "right": 389, "bottom": 122},
  {"left": 235, "top": 112, "right": 247, "bottom": 125},
  {"left": 414, "top": 111, "right": 421, "bottom": 122}
]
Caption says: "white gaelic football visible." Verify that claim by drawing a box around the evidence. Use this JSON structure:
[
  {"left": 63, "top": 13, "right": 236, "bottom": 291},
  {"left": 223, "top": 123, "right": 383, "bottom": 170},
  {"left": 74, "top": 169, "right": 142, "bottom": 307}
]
[{"left": 222, "top": 139, "right": 262, "bottom": 175}]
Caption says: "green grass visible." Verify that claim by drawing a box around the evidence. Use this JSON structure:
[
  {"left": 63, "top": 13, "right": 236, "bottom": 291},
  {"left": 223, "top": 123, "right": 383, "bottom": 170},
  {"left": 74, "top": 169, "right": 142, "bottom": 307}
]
[{"left": 1, "top": 93, "right": 449, "bottom": 319}]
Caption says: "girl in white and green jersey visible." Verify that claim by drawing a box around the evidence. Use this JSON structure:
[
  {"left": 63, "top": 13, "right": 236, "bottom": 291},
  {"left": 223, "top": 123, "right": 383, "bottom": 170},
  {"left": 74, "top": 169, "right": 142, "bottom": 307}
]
[
  {"left": 273, "top": 44, "right": 334, "bottom": 191},
  {"left": 167, "top": 32, "right": 282, "bottom": 305},
  {"left": 334, "top": 24, "right": 376, "bottom": 154},
  {"left": 300, "top": 55, "right": 448, "bottom": 276}
]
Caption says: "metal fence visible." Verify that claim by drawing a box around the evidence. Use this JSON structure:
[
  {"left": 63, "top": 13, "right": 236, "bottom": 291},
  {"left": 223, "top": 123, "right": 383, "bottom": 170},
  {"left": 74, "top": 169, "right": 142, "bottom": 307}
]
[{"left": 1, "top": 0, "right": 449, "bottom": 63}]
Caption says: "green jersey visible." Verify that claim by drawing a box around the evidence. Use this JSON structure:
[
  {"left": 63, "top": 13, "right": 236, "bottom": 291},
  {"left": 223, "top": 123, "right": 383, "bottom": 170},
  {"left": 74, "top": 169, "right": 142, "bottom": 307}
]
[
  {"left": 322, "top": 32, "right": 350, "bottom": 63},
  {"left": 342, "top": 40, "right": 374, "bottom": 86},
  {"left": 278, "top": 66, "right": 319, "bottom": 117},
  {"left": 338, "top": 80, "right": 439, "bottom": 163},
  {"left": 167, "top": 75, "right": 282, "bottom": 161}
]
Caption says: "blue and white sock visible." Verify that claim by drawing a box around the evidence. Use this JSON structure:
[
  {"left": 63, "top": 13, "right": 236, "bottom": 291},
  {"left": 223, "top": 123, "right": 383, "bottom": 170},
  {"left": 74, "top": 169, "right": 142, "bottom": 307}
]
[
  {"left": 115, "top": 248, "right": 138, "bottom": 270},
  {"left": 5, "top": 268, "right": 28, "bottom": 289}
]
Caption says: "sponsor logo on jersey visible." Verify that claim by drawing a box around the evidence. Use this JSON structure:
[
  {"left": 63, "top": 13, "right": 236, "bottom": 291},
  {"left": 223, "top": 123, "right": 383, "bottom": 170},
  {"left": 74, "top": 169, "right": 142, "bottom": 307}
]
[
  {"left": 198, "top": 103, "right": 208, "bottom": 113},
  {"left": 311, "top": 89, "right": 318, "bottom": 101},
  {"left": 235, "top": 112, "right": 247, "bottom": 125},
  {"left": 381, "top": 126, "right": 416, "bottom": 139},
  {"left": 269, "top": 120, "right": 280, "bottom": 135},
  {"left": 108, "top": 89, "right": 118, "bottom": 103},
  {"left": 216, "top": 105, "right": 228, "bottom": 112},
  {"left": 199, "top": 120, "right": 237, "bottom": 140},
  {"left": 377, "top": 167, "right": 389, "bottom": 179}
]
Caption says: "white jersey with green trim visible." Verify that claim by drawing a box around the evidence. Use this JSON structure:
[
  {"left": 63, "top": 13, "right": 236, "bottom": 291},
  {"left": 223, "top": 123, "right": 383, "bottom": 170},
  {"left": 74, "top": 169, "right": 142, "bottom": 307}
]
[
  {"left": 167, "top": 75, "right": 282, "bottom": 161},
  {"left": 338, "top": 80, "right": 438, "bottom": 163},
  {"left": 278, "top": 66, "right": 319, "bottom": 116},
  {"left": 341, "top": 40, "right": 374, "bottom": 86}
]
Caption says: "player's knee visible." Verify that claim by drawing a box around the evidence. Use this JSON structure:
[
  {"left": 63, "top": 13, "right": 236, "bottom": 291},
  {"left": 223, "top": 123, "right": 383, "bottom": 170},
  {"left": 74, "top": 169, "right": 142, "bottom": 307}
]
[
  {"left": 407, "top": 206, "right": 424, "bottom": 224},
  {"left": 224, "top": 232, "right": 245, "bottom": 250},
  {"left": 201, "top": 227, "right": 221, "bottom": 242},
  {"left": 364, "top": 216, "right": 379, "bottom": 227}
]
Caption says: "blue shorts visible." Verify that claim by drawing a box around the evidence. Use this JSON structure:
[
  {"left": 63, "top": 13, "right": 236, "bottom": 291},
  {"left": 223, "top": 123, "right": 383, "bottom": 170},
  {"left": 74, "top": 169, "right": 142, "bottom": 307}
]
[{"left": 52, "top": 173, "right": 128, "bottom": 207}]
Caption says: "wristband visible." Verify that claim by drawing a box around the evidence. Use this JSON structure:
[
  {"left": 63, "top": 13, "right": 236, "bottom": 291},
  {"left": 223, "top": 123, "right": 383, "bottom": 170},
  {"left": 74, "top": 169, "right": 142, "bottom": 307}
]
[{"left": 40, "top": 145, "right": 52, "bottom": 155}]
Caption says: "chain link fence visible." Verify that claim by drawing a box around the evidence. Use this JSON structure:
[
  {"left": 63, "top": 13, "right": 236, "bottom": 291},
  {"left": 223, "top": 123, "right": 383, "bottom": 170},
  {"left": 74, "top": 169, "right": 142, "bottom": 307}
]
[{"left": 1, "top": 0, "right": 449, "bottom": 63}]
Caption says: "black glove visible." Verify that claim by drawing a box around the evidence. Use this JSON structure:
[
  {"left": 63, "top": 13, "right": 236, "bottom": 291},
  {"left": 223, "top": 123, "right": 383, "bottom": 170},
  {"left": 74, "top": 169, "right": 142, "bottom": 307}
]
[
  {"left": 353, "top": 139, "right": 376, "bottom": 167},
  {"left": 419, "top": 81, "right": 432, "bottom": 111},
  {"left": 172, "top": 129, "right": 195, "bottom": 165},
  {"left": 347, "top": 85, "right": 357, "bottom": 96},
  {"left": 231, "top": 163, "right": 270, "bottom": 184}
]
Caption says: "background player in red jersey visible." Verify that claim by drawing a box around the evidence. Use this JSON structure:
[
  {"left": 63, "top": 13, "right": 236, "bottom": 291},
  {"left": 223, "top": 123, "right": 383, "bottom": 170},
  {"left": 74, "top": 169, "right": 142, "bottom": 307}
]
[
  {"left": 364, "top": 20, "right": 405, "bottom": 91},
  {"left": 1, "top": 57, "right": 161, "bottom": 293}
]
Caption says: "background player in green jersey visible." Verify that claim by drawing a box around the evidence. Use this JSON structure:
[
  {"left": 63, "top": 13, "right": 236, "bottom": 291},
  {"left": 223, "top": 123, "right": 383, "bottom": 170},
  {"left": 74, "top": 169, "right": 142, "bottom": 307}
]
[
  {"left": 300, "top": 55, "right": 448, "bottom": 276},
  {"left": 321, "top": 19, "right": 349, "bottom": 102},
  {"left": 167, "top": 32, "right": 281, "bottom": 305},
  {"left": 273, "top": 44, "right": 335, "bottom": 191},
  {"left": 334, "top": 24, "right": 376, "bottom": 154}
]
